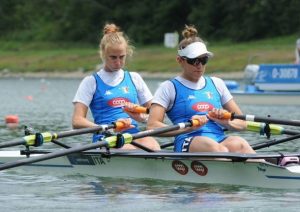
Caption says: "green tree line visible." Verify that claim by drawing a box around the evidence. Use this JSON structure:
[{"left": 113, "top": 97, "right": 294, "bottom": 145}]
[{"left": 0, "top": 0, "right": 299, "bottom": 45}]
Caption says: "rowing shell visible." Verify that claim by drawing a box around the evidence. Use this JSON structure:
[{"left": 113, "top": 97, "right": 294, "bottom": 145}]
[{"left": 1, "top": 150, "right": 300, "bottom": 189}]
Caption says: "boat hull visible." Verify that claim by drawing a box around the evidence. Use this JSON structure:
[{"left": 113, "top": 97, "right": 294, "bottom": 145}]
[
  {"left": 1, "top": 150, "right": 300, "bottom": 189},
  {"left": 254, "top": 64, "right": 300, "bottom": 91},
  {"left": 225, "top": 64, "right": 300, "bottom": 105}
]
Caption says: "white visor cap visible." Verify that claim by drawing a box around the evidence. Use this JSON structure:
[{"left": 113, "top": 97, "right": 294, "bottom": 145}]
[{"left": 178, "top": 42, "right": 213, "bottom": 59}]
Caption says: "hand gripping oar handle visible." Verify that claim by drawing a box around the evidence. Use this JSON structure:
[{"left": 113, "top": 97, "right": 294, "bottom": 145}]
[
  {"left": 0, "top": 119, "right": 201, "bottom": 171},
  {"left": 223, "top": 112, "right": 300, "bottom": 127},
  {"left": 123, "top": 105, "right": 149, "bottom": 114},
  {"left": 0, "top": 121, "right": 126, "bottom": 149}
]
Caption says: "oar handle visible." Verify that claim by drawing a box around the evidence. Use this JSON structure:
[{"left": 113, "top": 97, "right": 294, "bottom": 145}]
[
  {"left": 223, "top": 112, "right": 232, "bottom": 119},
  {"left": 190, "top": 119, "right": 205, "bottom": 127},
  {"left": 123, "top": 105, "right": 149, "bottom": 114},
  {"left": 208, "top": 111, "right": 232, "bottom": 119},
  {"left": 113, "top": 121, "right": 130, "bottom": 132}
]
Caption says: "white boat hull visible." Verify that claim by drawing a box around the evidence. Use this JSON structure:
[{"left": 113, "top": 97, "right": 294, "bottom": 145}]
[
  {"left": 1, "top": 150, "right": 300, "bottom": 189},
  {"left": 225, "top": 64, "right": 300, "bottom": 105}
]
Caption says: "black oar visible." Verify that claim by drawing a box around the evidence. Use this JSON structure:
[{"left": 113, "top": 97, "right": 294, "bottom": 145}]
[
  {"left": 0, "top": 120, "right": 201, "bottom": 171},
  {"left": 222, "top": 112, "right": 300, "bottom": 127},
  {"left": 252, "top": 133, "right": 300, "bottom": 150},
  {"left": 160, "top": 121, "right": 300, "bottom": 149},
  {"left": 0, "top": 122, "right": 126, "bottom": 149},
  {"left": 160, "top": 142, "right": 174, "bottom": 149}
]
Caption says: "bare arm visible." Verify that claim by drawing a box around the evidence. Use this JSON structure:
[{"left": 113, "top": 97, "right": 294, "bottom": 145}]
[
  {"left": 147, "top": 104, "right": 206, "bottom": 136},
  {"left": 142, "top": 100, "right": 152, "bottom": 109},
  {"left": 72, "top": 102, "right": 97, "bottom": 129},
  {"left": 207, "top": 99, "right": 247, "bottom": 131},
  {"left": 224, "top": 99, "right": 247, "bottom": 130}
]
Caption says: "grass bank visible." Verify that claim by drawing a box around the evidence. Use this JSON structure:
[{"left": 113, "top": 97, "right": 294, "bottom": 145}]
[{"left": 0, "top": 35, "right": 298, "bottom": 77}]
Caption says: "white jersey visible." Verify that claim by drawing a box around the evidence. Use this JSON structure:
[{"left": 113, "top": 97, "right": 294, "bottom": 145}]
[
  {"left": 73, "top": 69, "right": 153, "bottom": 107},
  {"left": 153, "top": 76, "right": 233, "bottom": 111}
]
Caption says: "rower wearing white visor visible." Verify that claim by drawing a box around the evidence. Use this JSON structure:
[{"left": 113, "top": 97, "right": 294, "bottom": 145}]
[{"left": 147, "top": 25, "right": 256, "bottom": 154}]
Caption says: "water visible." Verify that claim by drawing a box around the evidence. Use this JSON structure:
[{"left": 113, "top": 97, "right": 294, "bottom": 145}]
[{"left": 0, "top": 77, "right": 300, "bottom": 212}]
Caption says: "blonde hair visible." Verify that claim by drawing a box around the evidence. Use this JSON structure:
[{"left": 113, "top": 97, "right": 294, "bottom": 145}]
[
  {"left": 178, "top": 25, "right": 204, "bottom": 50},
  {"left": 99, "top": 23, "right": 134, "bottom": 61}
]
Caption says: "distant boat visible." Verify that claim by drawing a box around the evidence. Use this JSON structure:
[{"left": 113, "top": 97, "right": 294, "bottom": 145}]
[{"left": 225, "top": 64, "right": 300, "bottom": 105}]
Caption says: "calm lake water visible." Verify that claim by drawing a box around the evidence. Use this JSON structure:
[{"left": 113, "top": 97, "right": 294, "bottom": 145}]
[{"left": 0, "top": 77, "right": 300, "bottom": 212}]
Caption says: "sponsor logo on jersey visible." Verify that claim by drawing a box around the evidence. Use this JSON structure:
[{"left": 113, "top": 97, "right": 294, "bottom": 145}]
[
  {"left": 192, "top": 102, "right": 214, "bottom": 112},
  {"left": 108, "top": 97, "right": 130, "bottom": 107}
]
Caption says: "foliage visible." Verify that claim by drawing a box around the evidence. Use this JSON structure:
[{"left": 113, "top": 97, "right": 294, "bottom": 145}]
[
  {"left": 0, "top": 35, "right": 297, "bottom": 74},
  {"left": 0, "top": 0, "right": 299, "bottom": 44}
]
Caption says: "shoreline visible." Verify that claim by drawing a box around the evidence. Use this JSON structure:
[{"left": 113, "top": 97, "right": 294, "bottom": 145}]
[{"left": 0, "top": 70, "right": 244, "bottom": 80}]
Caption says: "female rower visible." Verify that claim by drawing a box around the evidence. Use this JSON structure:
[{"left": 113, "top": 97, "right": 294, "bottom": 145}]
[
  {"left": 72, "top": 23, "right": 160, "bottom": 151},
  {"left": 147, "top": 25, "right": 255, "bottom": 154}
]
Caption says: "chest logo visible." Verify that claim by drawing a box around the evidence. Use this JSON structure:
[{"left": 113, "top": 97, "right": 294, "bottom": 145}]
[
  {"left": 188, "top": 95, "right": 196, "bottom": 100},
  {"left": 104, "top": 90, "right": 112, "bottom": 95},
  {"left": 121, "top": 86, "right": 130, "bottom": 94},
  {"left": 205, "top": 92, "right": 213, "bottom": 99},
  {"left": 192, "top": 102, "right": 214, "bottom": 112},
  {"left": 108, "top": 97, "right": 130, "bottom": 107}
]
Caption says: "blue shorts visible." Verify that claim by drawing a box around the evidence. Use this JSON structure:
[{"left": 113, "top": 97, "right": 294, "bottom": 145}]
[{"left": 174, "top": 132, "right": 227, "bottom": 152}]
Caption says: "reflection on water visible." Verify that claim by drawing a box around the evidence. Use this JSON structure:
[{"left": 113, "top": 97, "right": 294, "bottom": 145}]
[
  {"left": 2, "top": 171, "right": 300, "bottom": 211},
  {"left": 0, "top": 77, "right": 300, "bottom": 211}
]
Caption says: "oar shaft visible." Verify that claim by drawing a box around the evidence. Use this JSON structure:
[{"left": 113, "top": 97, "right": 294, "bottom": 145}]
[
  {"left": 283, "top": 129, "right": 300, "bottom": 135},
  {"left": 123, "top": 105, "right": 149, "bottom": 114},
  {"left": 0, "top": 141, "right": 110, "bottom": 171},
  {"left": 252, "top": 133, "right": 300, "bottom": 150},
  {"left": 0, "top": 120, "right": 198, "bottom": 171},
  {"left": 0, "top": 139, "right": 26, "bottom": 148},
  {"left": 132, "top": 121, "right": 194, "bottom": 140},
  {"left": 134, "top": 121, "right": 197, "bottom": 149},
  {"left": 160, "top": 142, "right": 174, "bottom": 149},
  {"left": 231, "top": 114, "right": 300, "bottom": 127},
  {"left": 0, "top": 123, "right": 118, "bottom": 149},
  {"left": 54, "top": 124, "right": 115, "bottom": 139},
  {"left": 131, "top": 141, "right": 154, "bottom": 152}
]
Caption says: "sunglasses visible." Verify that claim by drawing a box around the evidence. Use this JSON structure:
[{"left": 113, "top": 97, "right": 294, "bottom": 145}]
[{"left": 183, "top": 56, "right": 209, "bottom": 66}]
